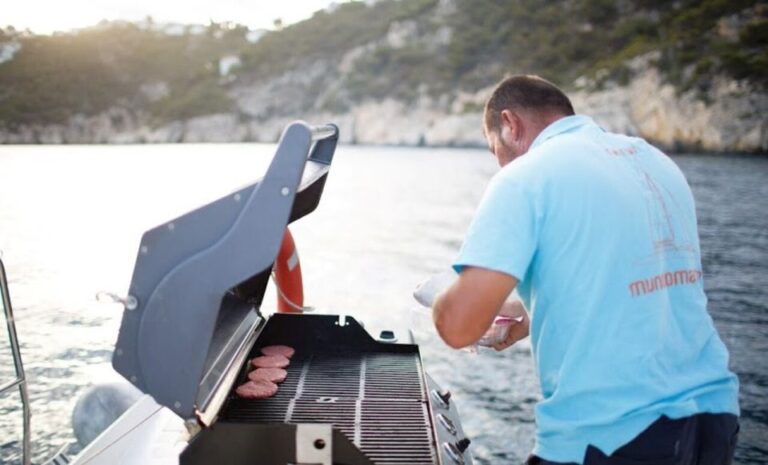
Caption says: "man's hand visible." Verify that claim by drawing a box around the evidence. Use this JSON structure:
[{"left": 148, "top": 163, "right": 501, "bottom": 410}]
[
  {"left": 432, "top": 266, "right": 519, "bottom": 349},
  {"left": 491, "top": 300, "right": 530, "bottom": 351}
]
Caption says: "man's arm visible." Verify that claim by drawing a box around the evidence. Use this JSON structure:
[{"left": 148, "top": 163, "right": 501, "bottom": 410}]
[{"left": 432, "top": 266, "right": 521, "bottom": 349}]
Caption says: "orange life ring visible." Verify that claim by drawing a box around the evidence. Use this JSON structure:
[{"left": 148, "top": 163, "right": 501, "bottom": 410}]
[{"left": 274, "top": 228, "right": 304, "bottom": 313}]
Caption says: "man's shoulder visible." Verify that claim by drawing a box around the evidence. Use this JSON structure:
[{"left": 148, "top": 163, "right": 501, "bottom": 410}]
[
  {"left": 495, "top": 152, "right": 541, "bottom": 185},
  {"left": 531, "top": 124, "right": 674, "bottom": 168},
  {"left": 502, "top": 132, "right": 590, "bottom": 179}
]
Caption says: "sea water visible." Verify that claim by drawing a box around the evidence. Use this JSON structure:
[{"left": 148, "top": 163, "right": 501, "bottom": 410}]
[{"left": 0, "top": 144, "right": 765, "bottom": 464}]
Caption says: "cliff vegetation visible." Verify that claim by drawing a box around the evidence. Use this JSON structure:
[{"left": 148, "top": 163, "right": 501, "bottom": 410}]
[{"left": 0, "top": 0, "right": 765, "bottom": 150}]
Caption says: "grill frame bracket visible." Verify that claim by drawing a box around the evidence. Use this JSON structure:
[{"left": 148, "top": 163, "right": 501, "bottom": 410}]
[
  {"left": 296, "top": 424, "right": 332, "bottom": 465},
  {"left": 180, "top": 423, "right": 374, "bottom": 465}
]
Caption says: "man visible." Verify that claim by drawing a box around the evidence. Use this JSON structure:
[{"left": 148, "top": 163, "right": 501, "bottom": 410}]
[{"left": 432, "top": 75, "right": 740, "bottom": 464}]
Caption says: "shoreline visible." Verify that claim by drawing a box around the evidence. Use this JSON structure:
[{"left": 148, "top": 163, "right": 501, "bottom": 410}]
[{"left": 2, "top": 139, "right": 767, "bottom": 156}]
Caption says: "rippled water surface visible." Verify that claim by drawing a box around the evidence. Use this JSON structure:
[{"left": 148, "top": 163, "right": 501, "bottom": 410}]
[{"left": 0, "top": 145, "right": 765, "bottom": 464}]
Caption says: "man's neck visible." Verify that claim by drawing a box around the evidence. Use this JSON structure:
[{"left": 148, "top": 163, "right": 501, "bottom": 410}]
[{"left": 523, "top": 113, "right": 568, "bottom": 154}]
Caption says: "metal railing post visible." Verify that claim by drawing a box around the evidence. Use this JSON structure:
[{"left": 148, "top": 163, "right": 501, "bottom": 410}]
[{"left": 0, "top": 258, "right": 31, "bottom": 465}]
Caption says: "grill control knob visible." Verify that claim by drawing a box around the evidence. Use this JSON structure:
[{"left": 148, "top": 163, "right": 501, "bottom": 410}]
[
  {"left": 437, "top": 413, "right": 457, "bottom": 435},
  {"left": 431, "top": 389, "right": 451, "bottom": 408},
  {"left": 442, "top": 442, "right": 465, "bottom": 465},
  {"left": 456, "top": 437, "right": 471, "bottom": 453}
]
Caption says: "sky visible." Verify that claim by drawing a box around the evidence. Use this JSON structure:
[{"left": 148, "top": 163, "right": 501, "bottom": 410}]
[{"left": 5, "top": 0, "right": 340, "bottom": 35}]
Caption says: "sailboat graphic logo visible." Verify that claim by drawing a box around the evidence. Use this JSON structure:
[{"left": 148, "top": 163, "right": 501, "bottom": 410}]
[
  {"left": 629, "top": 157, "right": 698, "bottom": 261},
  {"left": 618, "top": 147, "right": 703, "bottom": 295},
  {"left": 643, "top": 171, "right": 677, "bottom": 253}
]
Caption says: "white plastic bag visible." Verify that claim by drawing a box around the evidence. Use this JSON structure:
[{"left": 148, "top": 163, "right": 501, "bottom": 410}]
[
  {"left": 412, "top": 270, "right": 525, "bottom": 350},
  {"left": 412, "top": 270, "right": 457, "bottom": 308}
]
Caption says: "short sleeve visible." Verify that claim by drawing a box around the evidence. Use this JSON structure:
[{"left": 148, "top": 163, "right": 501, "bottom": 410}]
[{"left": 453, "top": 168, "right": 540, "bottom": 281}]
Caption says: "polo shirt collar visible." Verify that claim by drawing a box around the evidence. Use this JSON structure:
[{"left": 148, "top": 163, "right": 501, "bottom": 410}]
[{"left": 529, "top": 115, "right": 599, "bottom": 151}]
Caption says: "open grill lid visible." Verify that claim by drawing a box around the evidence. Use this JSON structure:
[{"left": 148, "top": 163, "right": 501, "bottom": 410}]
[{"left": 112, "top": 122, "right": 339, "bottom": 421}]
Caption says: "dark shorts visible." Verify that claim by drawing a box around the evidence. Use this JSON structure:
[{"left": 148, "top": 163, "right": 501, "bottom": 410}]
[{"left": 527, "top": 413, "right": 739, "bottom": 465}]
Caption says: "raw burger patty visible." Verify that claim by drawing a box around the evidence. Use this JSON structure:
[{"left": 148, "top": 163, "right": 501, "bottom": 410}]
[
  {"left": 261, "top": 345, "right": 295, "bottom": 358},
  {"left": 251, "top": 354, "right": 290, "bottom": 369},
  {"left": 249, "top": 367, "right": 287, "bottom": 384},
  {"left": 235, "top": 379, "right": 278, "bottom": 399}
]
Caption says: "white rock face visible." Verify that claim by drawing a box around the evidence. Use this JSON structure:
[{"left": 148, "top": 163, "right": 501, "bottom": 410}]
[
  {"left": 146, "top": 122, "right": 185, "bottom": 143},
  {"left": 231, "top": 60, "right": 334, "bottom": 120},
  {"left": 0, "top": 41, "right": 21, "bottom": 64},
  {"left": 219, "top": 55, "right": 241, "bottom": 77},
  {"left": 570, "top": 84, "right": 636, "bottom": 137},
  {"left": 352, "top": 99, "right": 427, "bottom": 145},
  {"left": 571, "top": 67, "right": 768, "bottom": 152},
  {"left": 139, "top": 81, "right": 170, "bottom": 102},
  {"left": 386, "top": 20, "right": 418, "bottom": 48},
  {"left": 183, "top": 114, "right": 247, "bottom": 143},
  {"left": 2, "top": 65, "right": 765, "bottom": 152},
  {"left": 424, "top": 113, "right": 484, "bottom": 146}
]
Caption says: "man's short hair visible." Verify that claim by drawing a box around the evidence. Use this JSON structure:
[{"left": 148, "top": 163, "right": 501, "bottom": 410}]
[{"left": 484, "top": 75, "right": 575, "bottom": 133}]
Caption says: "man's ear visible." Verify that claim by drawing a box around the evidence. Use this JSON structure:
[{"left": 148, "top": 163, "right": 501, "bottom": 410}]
[{"left": 499, "top": 109, "right": 521, "bottom": 145}]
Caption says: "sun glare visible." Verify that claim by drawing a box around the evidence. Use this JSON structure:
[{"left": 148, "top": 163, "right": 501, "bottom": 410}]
[{"left": 5, "top": 0, "right": 339, "bottom": 34}]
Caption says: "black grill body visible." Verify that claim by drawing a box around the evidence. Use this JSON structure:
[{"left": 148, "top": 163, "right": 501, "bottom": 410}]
[{"left": 182, "top": 313, "right": 472, "bottom": 465}]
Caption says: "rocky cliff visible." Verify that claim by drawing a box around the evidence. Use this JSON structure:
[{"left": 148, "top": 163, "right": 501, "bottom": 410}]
[
  {"left": 3, "top": 57, "right": 764, "bottom": 153},
  {"left": 1, "top": 0, "right": 765, "bottom": 152}
]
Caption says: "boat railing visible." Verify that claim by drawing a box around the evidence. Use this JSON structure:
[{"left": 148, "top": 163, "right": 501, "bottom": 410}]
[{"left": 0, "top": 257, "right": 31, "bottom": 465}]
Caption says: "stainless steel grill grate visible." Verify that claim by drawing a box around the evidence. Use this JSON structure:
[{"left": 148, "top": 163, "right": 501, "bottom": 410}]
[{"left": 223, "top": 351, "right": 435, "bottom": 465}]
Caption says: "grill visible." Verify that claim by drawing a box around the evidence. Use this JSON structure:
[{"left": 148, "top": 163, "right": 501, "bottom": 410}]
[
  {"left": 111, "top": 122, "right": 473, "bottom": 465},
  {"left": 221, "top": 318, "right": 435, "bottom": 465}
]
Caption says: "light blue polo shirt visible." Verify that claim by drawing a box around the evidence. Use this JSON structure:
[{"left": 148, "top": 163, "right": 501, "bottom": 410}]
[{"left": 454, "top": 115, "right": 739, "bottom": 463}]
